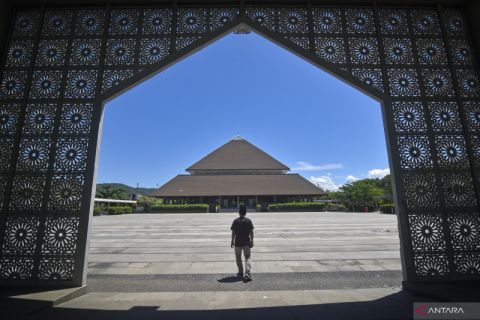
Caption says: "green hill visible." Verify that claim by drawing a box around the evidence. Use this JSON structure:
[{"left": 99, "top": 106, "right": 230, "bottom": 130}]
[{"left": 96, "top": 183, "right": 157, "bottom": 199}]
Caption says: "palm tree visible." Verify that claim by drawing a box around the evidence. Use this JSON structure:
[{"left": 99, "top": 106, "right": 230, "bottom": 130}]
[{"left": 96, "top": 184, "right": 128, "bottom": 200}]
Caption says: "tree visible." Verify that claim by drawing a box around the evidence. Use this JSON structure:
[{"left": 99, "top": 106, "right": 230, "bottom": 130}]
[
  {"left": 339, "top": 179, "right": 384, "bottom": 211},
  {"left": 327, "top": 191, "right": 341, "bottom": 200},
  {"left": 377, "top": 174, "right": 393, "bottom": 203},
  {"left": 96, "top": 184, "right": 128, "bottom": 200},
  {"left": 325, "top": 175, "right": 394, "bottom": 211},
  {"left": 136, "top": 195, "right": 161, "bottom": 208}
]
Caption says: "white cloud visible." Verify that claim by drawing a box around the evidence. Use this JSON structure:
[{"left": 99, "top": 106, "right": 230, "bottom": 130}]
[
  {"left": 346, "top": 175, "right": 358, "bottom": 183},
  {"left": 292, "top": 162, "right": 343, "bottom": 171},
  {"left": 309, "top": 169, "right": 390, "bottom": 192},
  {"left": 309, "top": 176, "right": 340, "bottom": 191},
  {"left": 367, "top": 168, "right": 390, "bottom": 179}
]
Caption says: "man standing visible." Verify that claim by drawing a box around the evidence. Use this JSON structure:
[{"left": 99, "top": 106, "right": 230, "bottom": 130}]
[{"left": 230, "top": 205, "right": 254, "bottom": 281}]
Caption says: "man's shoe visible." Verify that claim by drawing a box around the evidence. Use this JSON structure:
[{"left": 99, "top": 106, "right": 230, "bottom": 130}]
[
  {"left": 244, "top": 273, "right": 253, "bottom": 281},
  {"left": 236, "top": 272, "right": 243, "bottom": 277}
]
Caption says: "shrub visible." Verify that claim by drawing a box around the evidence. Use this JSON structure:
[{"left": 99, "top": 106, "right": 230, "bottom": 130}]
[
  {"left": 268, "top": 202, "right": 326, "bottom": 212},
  {"left": 326, "top": 203, "right": 346, "bottom": 211},
  {"left": 108, "top": 206, "right": 133, "bottom": 215},
  {"left": 93, "top": 205, "right": 102, "bottom": 216},
  {"left": 148, "top": 204, "right": 209, "bottom": 213},
  {"left": 255, "top": 203, "right": 268, "bottom": 212},
  {"left": 380, "top": 203, "right": 396, "bottom": 214},
  {"left": 351, "top": 206, "right": 376, "bottom": 212},
  {"left": 137, "top": 196, "right": 161, "bottom": 209}
]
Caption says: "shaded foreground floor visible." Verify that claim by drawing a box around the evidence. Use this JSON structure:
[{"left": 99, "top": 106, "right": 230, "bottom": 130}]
[
  {"left": 21, "top": 288, "right": 432, "bottom": 320},
  {"left": 88, "top": 211, "right": 402, "bottom": 275},
  {"left": 8, "top": 212, "right": 425, "bottom": 320}
]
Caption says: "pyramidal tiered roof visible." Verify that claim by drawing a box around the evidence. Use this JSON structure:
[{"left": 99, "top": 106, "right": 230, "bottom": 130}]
[
  {"left": 151, "top": 136, "right": 326, "bottom": 197},
  {"left": 187, "top": 135, "right": 289, "bottom": 172}
]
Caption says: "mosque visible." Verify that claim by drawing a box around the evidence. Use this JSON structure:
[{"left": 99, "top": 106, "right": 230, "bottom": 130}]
[{"left": 151, "top": 136, "right": 326, "bottom": 212}]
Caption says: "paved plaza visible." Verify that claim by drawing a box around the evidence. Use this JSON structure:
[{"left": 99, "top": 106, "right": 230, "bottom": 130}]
[
  {"left": 7, "top": 212, "right": 433, "bottom": 320},
  {"left": 88, "top": 211, "right": 402, "bottom": 275},
  {"left": 86, "top": 211, "right": 403, "bottom": 291}
]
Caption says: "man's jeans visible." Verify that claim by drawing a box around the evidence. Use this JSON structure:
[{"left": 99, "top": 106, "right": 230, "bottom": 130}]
[{"left": 234, "top": 245, "right": 251, "bottom": 274}]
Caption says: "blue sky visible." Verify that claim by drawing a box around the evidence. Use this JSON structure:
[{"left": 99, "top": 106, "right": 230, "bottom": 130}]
[{"left": 97, "top": 32, "right": 390, "bottom": 191}]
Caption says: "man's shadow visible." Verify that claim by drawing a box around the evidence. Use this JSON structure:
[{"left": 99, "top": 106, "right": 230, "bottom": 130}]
[{"left": 217, "top": 276, "right": 246, "bottom": 283}]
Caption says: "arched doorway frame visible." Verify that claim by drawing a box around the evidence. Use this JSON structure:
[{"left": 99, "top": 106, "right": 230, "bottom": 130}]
[{"left": 0, "top": 2, "right": 479, "bottom": 287}]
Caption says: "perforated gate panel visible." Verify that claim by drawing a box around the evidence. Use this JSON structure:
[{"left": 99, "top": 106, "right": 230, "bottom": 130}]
[{"left": 0, "top": 3, "right": 479, "bottom": 286}]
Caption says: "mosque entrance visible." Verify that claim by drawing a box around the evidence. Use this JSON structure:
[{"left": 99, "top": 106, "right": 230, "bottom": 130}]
[{"left": 0, "top": 4, "right": 478, "bottom": 288}]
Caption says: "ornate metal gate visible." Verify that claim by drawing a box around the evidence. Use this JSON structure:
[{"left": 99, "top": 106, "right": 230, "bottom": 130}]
[{"left": 0, "top": 2, "right": 479, "bottom": 287}]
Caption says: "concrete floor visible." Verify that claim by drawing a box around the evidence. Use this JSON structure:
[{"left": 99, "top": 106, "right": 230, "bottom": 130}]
[
  {"left": 87, "top": 211, "right": 402, "bottom": 276},
  {"left": 7, "top": 212, "right": 417, "bottom": 320},
  {"left": 21, "top": 288, "right": 433, "bottom": 320}
]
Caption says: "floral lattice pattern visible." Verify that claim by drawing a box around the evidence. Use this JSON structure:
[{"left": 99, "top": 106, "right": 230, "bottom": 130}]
[
  {"left": 409, "top": 213, "right": 446, "bottom": 252},
  {"left": 0, "top": 5, "right": 479, "bottom": 285}
]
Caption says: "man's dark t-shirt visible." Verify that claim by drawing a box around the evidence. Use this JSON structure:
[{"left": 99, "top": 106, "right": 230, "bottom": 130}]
[{"left": 231, "top": 217, "right": 254, "bottom": 247}]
